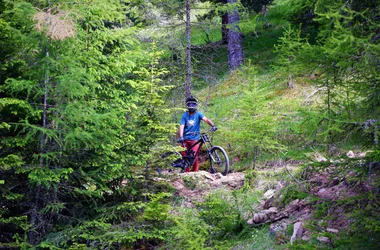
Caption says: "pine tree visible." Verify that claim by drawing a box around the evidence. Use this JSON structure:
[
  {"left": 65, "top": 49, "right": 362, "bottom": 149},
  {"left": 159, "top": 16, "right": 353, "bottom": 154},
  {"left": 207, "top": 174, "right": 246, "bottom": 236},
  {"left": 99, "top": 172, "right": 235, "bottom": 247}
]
[
  {"left": 224, "top": 66, "right": 283, "bottom": 162},
  {"left": 0, "top": 0, "right": 153, "bottom": 246}
]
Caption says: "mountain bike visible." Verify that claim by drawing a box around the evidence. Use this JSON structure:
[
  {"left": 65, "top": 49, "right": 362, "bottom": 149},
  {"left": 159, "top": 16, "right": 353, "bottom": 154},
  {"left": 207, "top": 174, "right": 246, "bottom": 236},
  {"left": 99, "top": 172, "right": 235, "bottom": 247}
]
[{"left": 162, "top": 130, "right": 230, "bottom": 175}]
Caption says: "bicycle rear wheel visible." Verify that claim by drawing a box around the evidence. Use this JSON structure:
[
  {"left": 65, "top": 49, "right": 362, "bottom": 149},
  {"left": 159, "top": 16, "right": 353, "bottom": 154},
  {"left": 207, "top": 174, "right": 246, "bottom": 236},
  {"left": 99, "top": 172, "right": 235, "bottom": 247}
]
[{"left": 209, "top": 146, "right": 229, "bottom": 176}]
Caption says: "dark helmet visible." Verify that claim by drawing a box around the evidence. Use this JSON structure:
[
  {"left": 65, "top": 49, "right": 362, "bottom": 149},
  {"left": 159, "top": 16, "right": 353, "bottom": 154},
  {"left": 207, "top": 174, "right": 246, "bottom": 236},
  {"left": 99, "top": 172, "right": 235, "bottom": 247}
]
[{"left": 186, "top": 96, "right": 198, "bottom": 112}]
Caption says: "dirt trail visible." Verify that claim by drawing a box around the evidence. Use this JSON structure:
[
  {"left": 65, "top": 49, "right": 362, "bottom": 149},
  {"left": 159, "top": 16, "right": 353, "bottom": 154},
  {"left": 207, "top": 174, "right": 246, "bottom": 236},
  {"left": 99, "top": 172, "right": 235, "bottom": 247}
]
[{"left": 155, "top": 170, "right": 245, "bottom": 207}]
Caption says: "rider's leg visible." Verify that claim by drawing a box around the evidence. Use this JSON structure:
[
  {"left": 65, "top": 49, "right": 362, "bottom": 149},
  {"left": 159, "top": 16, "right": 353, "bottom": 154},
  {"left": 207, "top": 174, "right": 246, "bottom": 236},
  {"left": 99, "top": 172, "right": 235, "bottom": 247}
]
[{"left": 185, "top": 140, "right": 201, "bottom": 172}]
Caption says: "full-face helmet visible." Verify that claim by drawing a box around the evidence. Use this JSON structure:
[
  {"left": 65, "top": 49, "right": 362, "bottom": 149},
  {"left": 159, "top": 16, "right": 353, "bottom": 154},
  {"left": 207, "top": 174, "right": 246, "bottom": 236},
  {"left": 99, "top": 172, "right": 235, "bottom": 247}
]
[{"left": 186, "top": 96, "right": 198, "bottom": 112}]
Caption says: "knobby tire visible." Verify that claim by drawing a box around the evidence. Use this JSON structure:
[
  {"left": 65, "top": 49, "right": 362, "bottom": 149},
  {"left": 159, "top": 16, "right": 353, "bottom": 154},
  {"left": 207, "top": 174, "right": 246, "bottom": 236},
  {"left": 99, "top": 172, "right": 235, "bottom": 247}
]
[{"left": 209, "top": 146, "right": 229, "bottom": 176}]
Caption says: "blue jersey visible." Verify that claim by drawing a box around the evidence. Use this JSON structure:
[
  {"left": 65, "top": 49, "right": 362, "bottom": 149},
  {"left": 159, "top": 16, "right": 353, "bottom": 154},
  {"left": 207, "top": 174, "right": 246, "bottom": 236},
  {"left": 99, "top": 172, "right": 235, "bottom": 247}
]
[{"left": 180, "top": 111, "right": 205, "bottom": 140}]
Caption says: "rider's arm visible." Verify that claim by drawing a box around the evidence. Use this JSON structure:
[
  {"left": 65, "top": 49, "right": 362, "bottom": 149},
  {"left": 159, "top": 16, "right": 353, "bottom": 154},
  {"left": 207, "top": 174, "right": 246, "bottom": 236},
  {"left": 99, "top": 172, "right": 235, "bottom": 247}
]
[
  {"left": 202, "top": 117, "right": 215, "bottom": 127},
  {"left": 179, "top": 124, "right": 185, "bottom": 137}
]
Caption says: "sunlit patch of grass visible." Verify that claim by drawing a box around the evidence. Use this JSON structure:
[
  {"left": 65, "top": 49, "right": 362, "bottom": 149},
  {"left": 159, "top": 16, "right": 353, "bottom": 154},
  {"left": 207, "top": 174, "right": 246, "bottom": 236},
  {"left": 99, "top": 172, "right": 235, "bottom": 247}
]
[
  {"left": 191, "top": 24, "right": 222, "bottom": 46},
  {"left": 188, "top": 9, "right": 323, "bottom": 166}
]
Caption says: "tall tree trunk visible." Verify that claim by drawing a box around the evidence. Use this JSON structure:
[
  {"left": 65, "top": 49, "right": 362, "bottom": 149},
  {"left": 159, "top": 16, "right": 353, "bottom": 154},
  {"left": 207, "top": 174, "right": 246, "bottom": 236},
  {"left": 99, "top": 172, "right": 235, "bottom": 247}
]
[
  {"left": 221, "top": 0, "right": 228, "bottom": 44},
  {"left": 28, "top": 45, "right": 49, "bottom": 245},
  {"left": 185, "top": 0, "right": 192, "bottom": 99},
  {"left": 227, "top": 0, "right": 244, "bottom": 71}
]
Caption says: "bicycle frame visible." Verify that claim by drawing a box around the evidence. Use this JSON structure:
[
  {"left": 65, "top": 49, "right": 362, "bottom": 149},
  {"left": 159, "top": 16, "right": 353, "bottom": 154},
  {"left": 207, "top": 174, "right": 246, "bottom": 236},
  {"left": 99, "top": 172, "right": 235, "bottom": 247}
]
[{"left": 183, "top": 132, "right": 214, "bottom": 167}]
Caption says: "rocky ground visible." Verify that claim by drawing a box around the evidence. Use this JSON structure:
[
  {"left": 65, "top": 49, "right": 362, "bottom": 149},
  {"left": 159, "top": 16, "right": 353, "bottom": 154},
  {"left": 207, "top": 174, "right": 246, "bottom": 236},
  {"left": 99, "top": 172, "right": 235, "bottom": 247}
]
[
  {"left": 154, "top": 170, "right": 245, "bottom": 208},
  {"left": 153, "top": 150, "right": 377, "bottom": 247}
]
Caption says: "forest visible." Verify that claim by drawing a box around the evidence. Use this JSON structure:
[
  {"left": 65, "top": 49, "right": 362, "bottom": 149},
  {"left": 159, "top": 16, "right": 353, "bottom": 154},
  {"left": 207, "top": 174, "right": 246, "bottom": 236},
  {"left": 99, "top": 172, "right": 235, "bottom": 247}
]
[{"left": 0, "top": 0, "right": 379, "bottom": 249}]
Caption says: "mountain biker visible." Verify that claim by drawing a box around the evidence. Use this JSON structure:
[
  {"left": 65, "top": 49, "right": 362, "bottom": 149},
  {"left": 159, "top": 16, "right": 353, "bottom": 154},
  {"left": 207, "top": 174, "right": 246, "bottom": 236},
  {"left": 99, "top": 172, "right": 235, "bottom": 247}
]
[{"left": 177, "top": 96, "right": 217, "bottom": 172}]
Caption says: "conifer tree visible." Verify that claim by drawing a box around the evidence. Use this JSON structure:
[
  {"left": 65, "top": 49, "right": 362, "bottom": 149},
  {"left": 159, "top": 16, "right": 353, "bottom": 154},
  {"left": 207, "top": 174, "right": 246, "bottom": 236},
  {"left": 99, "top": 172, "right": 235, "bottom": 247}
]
[
  {"left": 275, "top": 0, "right": 380, "bottom": 149},
  {"left": 0, "top": 0, "right": 156, "bottom": 246},
  {"left": 224, "top": 66, "right": 282, "bottom": 161}
]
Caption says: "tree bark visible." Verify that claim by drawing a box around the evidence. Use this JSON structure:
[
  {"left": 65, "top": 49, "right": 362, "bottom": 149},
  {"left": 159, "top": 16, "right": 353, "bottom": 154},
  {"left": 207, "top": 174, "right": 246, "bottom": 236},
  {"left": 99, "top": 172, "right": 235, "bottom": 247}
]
[
  {"left": 221, "top": 0, "right": 228, "bottom": 44},
  {"left": 185, "top": 0, "right": 192, "bottom": 99},
  {"left": 227, "top": 0, "right": 244, "bottom": 71},
  {"left": 29, "top": 45, "right": 49, "bottom": 245}
]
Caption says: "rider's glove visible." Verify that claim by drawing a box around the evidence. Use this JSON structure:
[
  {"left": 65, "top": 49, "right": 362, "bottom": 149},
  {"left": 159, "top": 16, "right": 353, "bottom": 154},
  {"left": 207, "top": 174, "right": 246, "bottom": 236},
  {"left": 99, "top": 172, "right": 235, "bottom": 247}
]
[
  {"left": 177, "top": 137, "right": 185, "bottom": 143},
  {"left": 211, "top": 126, "right": 218, "bottom": 132}
]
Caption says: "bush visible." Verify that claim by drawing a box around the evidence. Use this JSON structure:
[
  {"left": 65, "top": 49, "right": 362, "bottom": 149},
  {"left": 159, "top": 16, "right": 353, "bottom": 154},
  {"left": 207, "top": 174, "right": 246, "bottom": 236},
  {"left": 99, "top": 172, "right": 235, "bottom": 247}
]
[
  {"left": 165, "top": 209, "right": 211, "bottom": 250},
  {"left": 197, "top": 192, "right": 242, "bottom": 239}
]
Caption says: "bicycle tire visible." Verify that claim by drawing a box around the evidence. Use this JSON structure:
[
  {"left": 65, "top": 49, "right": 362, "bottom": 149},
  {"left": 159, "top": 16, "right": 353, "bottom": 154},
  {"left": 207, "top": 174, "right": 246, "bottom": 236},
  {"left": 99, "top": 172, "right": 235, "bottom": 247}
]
[{"left": 209, "top": 146, "right": 229, "bottom": 176}]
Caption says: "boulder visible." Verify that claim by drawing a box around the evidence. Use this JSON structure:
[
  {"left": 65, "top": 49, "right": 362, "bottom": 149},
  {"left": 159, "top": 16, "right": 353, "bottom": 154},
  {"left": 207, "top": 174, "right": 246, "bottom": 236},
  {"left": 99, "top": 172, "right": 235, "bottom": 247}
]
[
  {"left": 290, "top": 222, "right": 304, "bottom": 244},
  {"left": 317, "top": 236, "right": 331, "bottom": 244}
]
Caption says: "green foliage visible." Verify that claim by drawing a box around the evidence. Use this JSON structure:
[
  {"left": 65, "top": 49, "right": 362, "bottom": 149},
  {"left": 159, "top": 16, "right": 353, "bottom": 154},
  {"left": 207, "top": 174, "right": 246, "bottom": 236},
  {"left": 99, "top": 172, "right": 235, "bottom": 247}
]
[
  {"left": 0, "top": 0, "right": 379, "bottom": 248},
  {"left": 165, "top": 209, "right": 211, "bottom": 250},
  {"left": 197, "top": 191, "right": 242, "bottom": 239},
  {"left": 39, "top": 191, "right": 174, "bottom": 249},
  {"left": 131, "top": 41, "right": 177, "bottom": 165},
  {"left": 279, "top": 184, "right": 309, "bottom": 207},
  {"left": 183, "top": 175, "right": 198, "bottom": 190},
  {"left": 274, "top": 0, "right": 380, "bottom": 152},
  {"left": 0, "top": 0, "right": 178, "bottom": 247},
  {"left": 274, "top": 24, "right": 314, "bottom": 76},
  {"left": 142, "top": 192, "right": 172, "bottom": 222},
  {"left": 233, "top": 226, "right": 278, "bottom": 249},
  {"left": 223, "top": 65, "right": 284, "bottom": 159},
  {"left": 242, "top": 169, "right": 257, "bottom": 190}
]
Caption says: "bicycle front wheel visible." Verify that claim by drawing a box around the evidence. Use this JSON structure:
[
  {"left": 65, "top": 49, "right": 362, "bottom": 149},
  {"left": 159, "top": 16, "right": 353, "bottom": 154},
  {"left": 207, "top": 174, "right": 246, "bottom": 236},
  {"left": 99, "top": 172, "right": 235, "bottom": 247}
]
[{"left": 209, "top": 146, "right": 229, "bottom": 176}]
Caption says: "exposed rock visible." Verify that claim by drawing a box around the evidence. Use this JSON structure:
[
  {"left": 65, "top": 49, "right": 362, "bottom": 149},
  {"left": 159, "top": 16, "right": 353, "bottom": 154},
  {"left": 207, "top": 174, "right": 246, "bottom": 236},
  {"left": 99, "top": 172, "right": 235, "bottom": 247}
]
[
  {"left": 247, "top": 208, "right": 278, "bottom": 225},
  {"left": 162, "top": 160, "right": 358, "bottom": 245},
  {"left": 263, "top": 207, "right": 278, "bottom": 214},
  {"left": 263, "top": 196, "right": 274, "bottom": 209},
  {"left": 204, "top": 174, "right": 215, "bottom": 181},
  {"left": 166, "top": 171, "right": 245, "bottom": 208},
  {"left": 215, "top": 173, "right": 224, "bottom": 179},
  {"left": 172, "top": 180, "right": 186, "bottom": 190},
  {"left": 285, "top": 199, "right": 300, "bottom": 212},
  {"left": 247, "top": 207, "right": 287, "bottom": 226},
  {"left": 317, "top": 236, "right": 331, "bottom": 244},
  {"left": 326, "top": 228, "right": 339, "bottom": 234},
  {"left": 290, "top": 222, "right": 304, "bottom": 244},
  {"left": 252, "top": 213, "right": 268, "bottom": 224},
  {"left": 358, "top": 152, "right": 367, "bottom": 158},
  {"left": 314, "top": 152, "right": 327, "bottom": 162},
  {"left": 263, "top": 189, "right": 276, "bottom": 200},
  {"left": 301, "top": 233, "right": 311, "bottom": 241},
  {"left": 346, "top": 150, "right": 355, "bottom": 158},
  {"left": 317, "top": 188, "right": 327, "bottom": 196}
]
